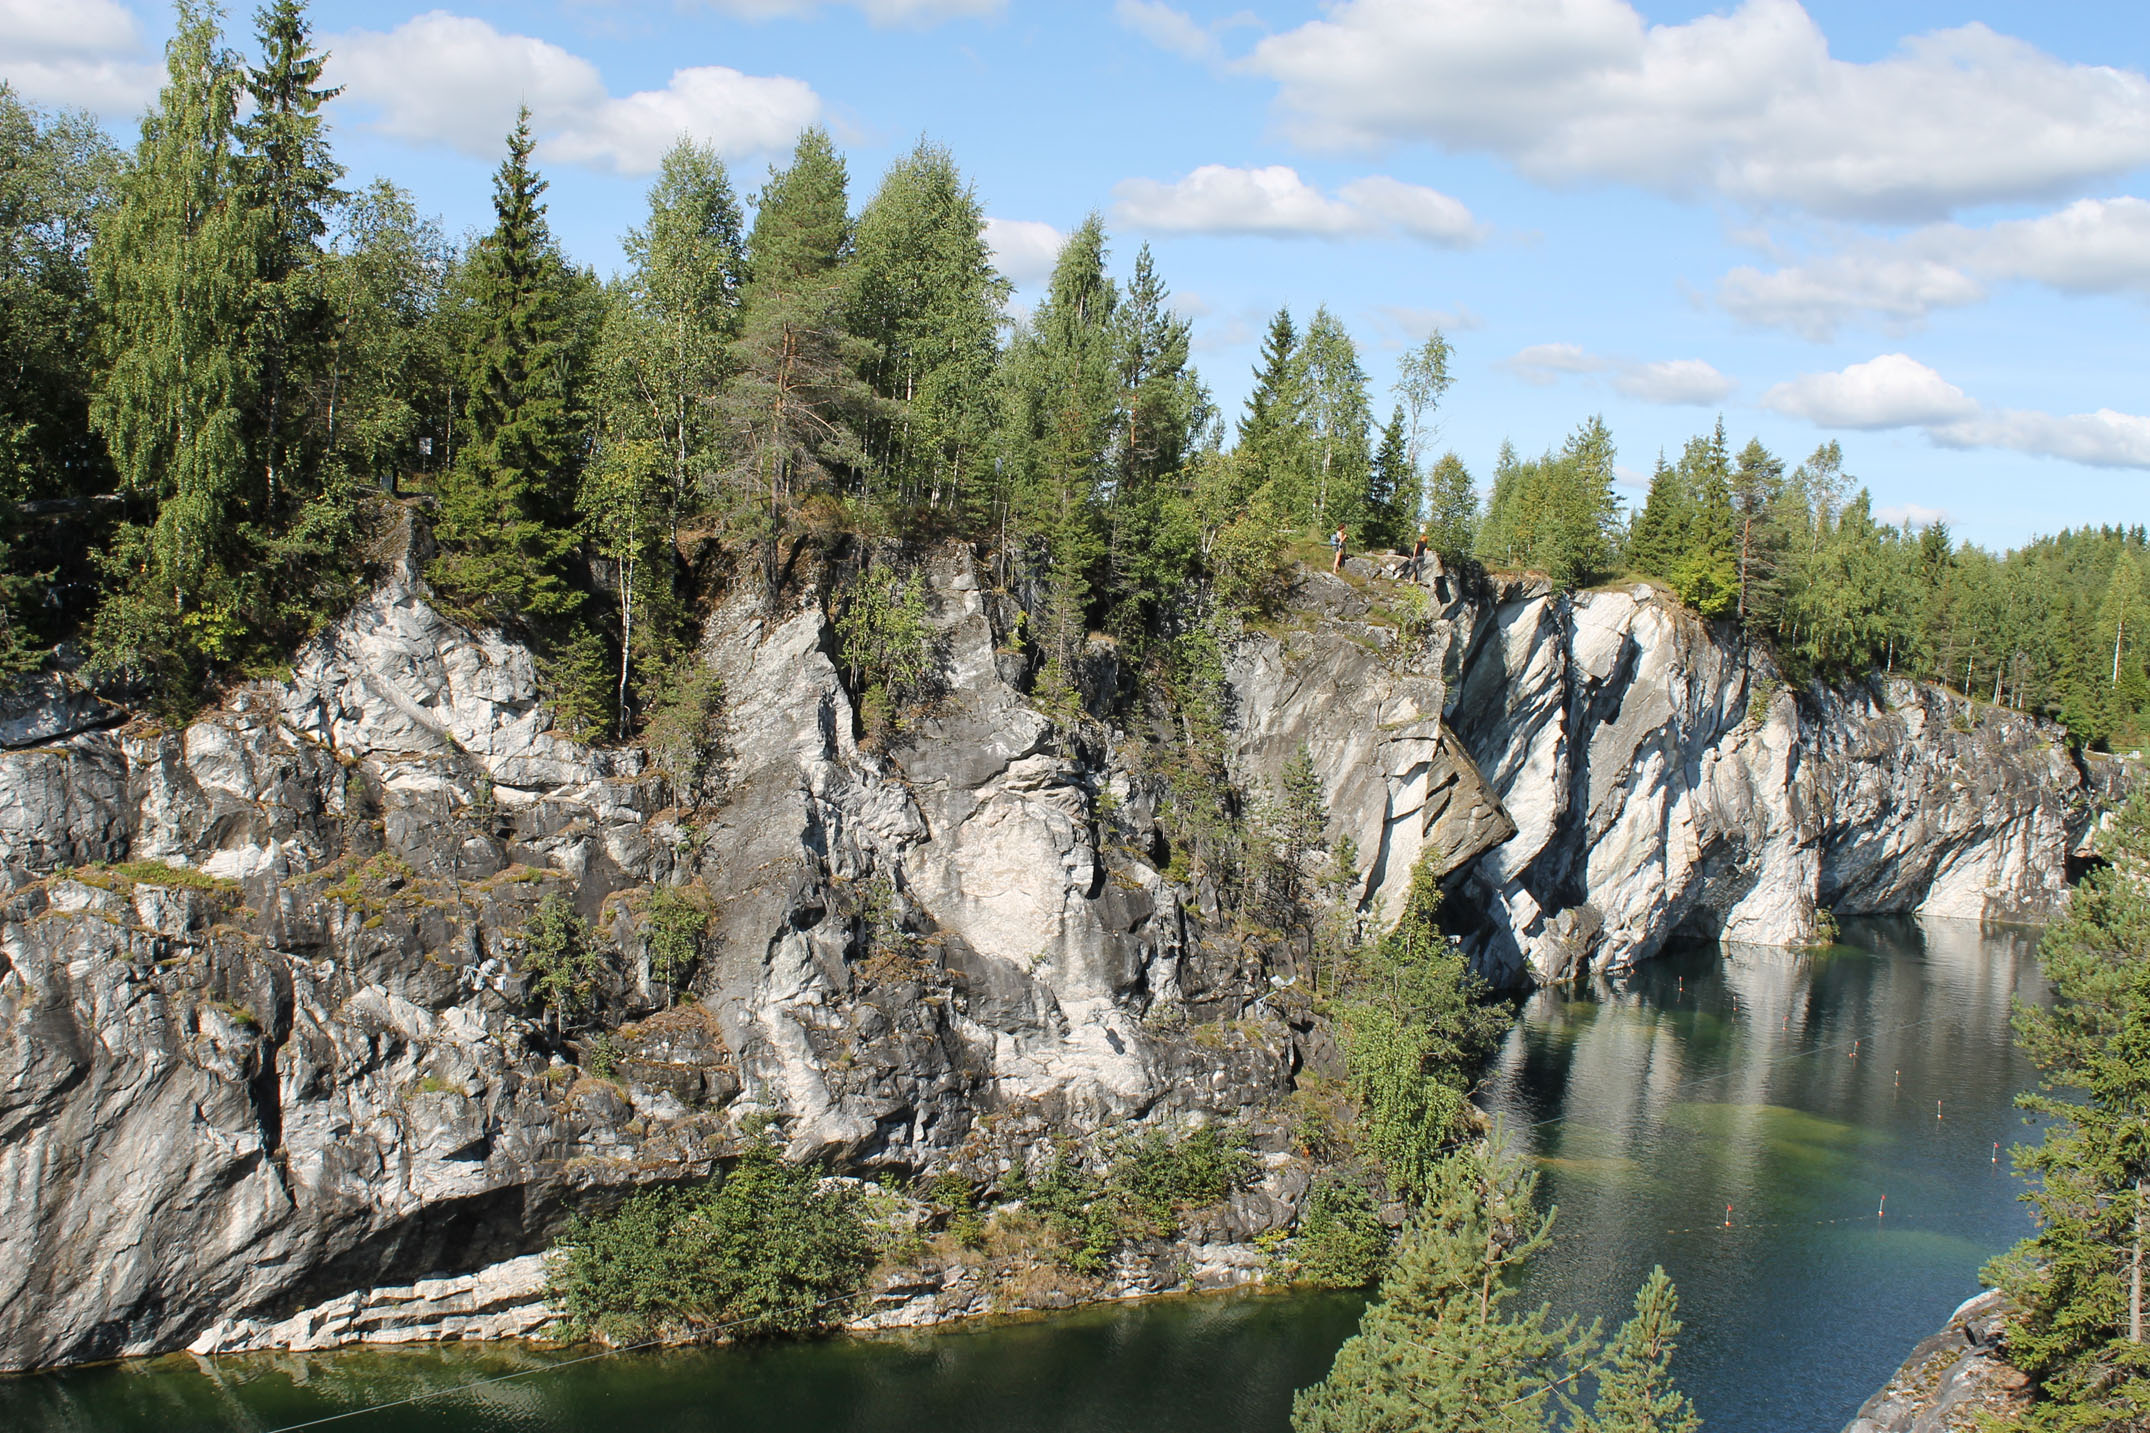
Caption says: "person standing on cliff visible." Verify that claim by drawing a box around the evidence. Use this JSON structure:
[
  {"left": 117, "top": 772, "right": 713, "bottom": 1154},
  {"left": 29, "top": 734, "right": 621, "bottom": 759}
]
[
  {"left": 1331, "top": 525, "right": 1348, "bottom": 572},
  {"left": 1413, "top": 525, "right": 1429, "bottom": 561}
]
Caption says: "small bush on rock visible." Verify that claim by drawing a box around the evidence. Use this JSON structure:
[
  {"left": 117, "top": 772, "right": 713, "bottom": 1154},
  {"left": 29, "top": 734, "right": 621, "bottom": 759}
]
[{"left": 549, "top": 1142, "right": 873, "bottom": 1344}]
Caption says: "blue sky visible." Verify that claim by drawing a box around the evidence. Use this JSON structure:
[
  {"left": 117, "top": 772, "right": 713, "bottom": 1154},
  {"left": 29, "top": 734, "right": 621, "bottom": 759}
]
[{"left": 6, "top": 0, "right": 2146, "bottom": 549}]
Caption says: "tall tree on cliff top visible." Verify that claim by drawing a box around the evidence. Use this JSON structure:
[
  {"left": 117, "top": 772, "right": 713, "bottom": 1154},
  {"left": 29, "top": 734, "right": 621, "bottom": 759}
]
[
  {"left": 0, "top": 88, "right": 117, "bottom": 669},
  {"left": 1296, "top": 307, "right": 1372, "bottom": 532},
  {"left": 721, "top": 127, "right": 868, "bottom": 585},
  {"left": 237, "top": 0, "right": 344, "bottom": 520},
  {"left": 89, "top": 1, "right": 261, "bottom": 693},
  {"left": 1987, "top": 795, "right": 2150, "bottom": 1428},
  {"left": 604, "top": 137, "right": 744, "bottom": 535},
  {"left": 999, "top": 215, "right": 1118, "bottom": 708},
  {"left": 847, "top": 140, "right": 1005, "bottom": 516},
  {"left": 430, "top": 110, "right": 590, "bottom": 626},
  {"left": 1237, "top": 307, "right": 1303, "bottom": 507}
]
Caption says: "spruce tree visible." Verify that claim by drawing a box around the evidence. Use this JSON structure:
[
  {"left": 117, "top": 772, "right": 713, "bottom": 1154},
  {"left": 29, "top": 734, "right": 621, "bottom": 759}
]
[
  {"left": 1669, "top": 423, "right": 1738, "bottom": 618},
  {"left": 89, "top": 0, "right": 261, "bottom": 692},
  {"left": 1625, "top": 456, "right": 1689, "bottom": 583},
  {"left": 237, "top": 0, "right": 343, "bottom": 519},
  {"left": 1238, "top": 307, "right": 1305, "bottom": 508},
  {"left": 431, "top": 110, "right": 589, "bottom": 625},
  {"left": 1364, "top": 405, "right": 1412, "bottom": 551},
  {"left": 1104, "top": 242, "right": 1203, "bottom": 641}
]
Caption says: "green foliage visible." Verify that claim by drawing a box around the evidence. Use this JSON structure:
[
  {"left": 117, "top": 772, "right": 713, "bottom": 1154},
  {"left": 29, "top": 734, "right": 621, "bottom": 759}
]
[
  {"left": 1575, "top": 1267, "right": 1702, "bottom": 1433},
  {"left": 519, "top": 891, "right": 607, "bottom": 1032},
  {"left": 1291, "top": 1143, "right": 1599, "bottom": 1433},
  {"left": 642, "top": 883, "right": 709, "bottom": 998},
  {"left": 1423, "top": 452, "right": 1479, "bottom": 563},
  {"left": 1289, "top": 1174, "right": 1390, "bottom": 1289},
  {"left": 1210, "top": 499, "right": 1292, "bottom": 619},
  {"left": 834, "top": 563, "right": 936, "bottom": 736},
  {"left": 1294, "top": 1143, "right": 1699, "bottom": 1433},
  {"left": 847, "top": 140, "right": 1006, "bottom": 518},
  {"left": 430, "top": 111, "right": 591, "bottom": 626},
  {"left": 0, "top": 87, "right": 117, "bottom": 668},
  {"left": 642, "top": 664, "right": 725, "bottom": 808},
  {"left": 1026, "top": 1124, "right": 1258, "bottom": 1274},
  {"left": 1985, "top": 795, "right": 2150, "bottom": 1422},
  {"left": 548, "top": 1141, "right": 873, "bottom": 1343},
  {"left": 1475, "top": 418, "right": 1619, "bottom": 587},
  {"left": 541, "top": 622, "right": 613, "bottom": 743},
  {"left": 1339, "top": 848, "right": 1514, "bottom": 1204}
]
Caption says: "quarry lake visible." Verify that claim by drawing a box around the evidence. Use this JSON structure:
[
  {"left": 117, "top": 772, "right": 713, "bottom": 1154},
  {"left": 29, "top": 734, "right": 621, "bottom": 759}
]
[{"left": 1, "top": 916, "right": 2044, "bottom": 1433}]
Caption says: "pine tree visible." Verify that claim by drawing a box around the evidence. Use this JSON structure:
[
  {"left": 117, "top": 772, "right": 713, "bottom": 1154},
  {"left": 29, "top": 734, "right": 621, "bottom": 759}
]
[
  {"left": 721, "top": 127, "right": 869, "bottom": 584},
  {"left": 88, "top": 0, "right": 261, "bottom": 692},
  {"left": 1986, "top": 795, "right": 2150, "bottom": 1425},
  {"left": 1104, "top": 242, "right": 1203, "bottom": 642},
  {"left": 848, "top": 140, "right": 1005, "bottom": 516},
  {"left": 1729, "top": 437, "right": 1784, "bottom": 625},
  {"left": 1292, "top": 1143, "right": 1598, "bottom": 1433},
  {"left": 430, "top": 110, "right": 590, "bottom": 625},
  {"left": 1578, "top": 1267, "right": 1702, "bottom": 1433}
]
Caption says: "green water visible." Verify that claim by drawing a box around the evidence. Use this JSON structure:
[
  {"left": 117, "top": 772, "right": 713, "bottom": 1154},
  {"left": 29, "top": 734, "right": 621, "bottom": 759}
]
[{"left": 0, "top": 917, "right": 2043, "bottom": 1432}]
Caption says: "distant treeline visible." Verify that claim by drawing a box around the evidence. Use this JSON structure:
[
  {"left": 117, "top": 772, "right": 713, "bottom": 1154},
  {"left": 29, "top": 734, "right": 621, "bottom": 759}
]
[{"left": 2, "top": 0, "right": 2144, "bottom": 749}]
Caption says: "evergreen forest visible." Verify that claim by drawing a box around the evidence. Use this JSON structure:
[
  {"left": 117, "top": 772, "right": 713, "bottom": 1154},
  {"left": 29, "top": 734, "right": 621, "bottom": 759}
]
[{"left": 4, "top": 0, "right": 2148, "bottom": 760}]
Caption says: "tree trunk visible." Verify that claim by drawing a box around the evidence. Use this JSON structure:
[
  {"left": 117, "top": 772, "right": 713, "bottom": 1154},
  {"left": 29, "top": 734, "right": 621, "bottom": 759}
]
[{"left": 2133, "top": 1171, "right": 2143, "bottom": 1344}]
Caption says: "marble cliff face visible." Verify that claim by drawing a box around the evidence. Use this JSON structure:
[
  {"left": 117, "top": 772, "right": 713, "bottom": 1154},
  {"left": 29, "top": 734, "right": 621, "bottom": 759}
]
[{"left": 0, "top": 530, "right": 2087, "bottom": 1370}]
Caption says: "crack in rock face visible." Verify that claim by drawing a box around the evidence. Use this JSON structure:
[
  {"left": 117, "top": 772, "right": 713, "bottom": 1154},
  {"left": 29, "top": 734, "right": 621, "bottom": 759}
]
[{"left": 0, "top": 540, "right": 2086, "bottom": 1370}]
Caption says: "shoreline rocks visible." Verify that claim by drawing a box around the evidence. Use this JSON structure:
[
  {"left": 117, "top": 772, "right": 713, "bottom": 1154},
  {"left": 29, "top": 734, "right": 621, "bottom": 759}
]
[{"left": 1841, "top": 1290, "right": 2030, "bottom": 1432}]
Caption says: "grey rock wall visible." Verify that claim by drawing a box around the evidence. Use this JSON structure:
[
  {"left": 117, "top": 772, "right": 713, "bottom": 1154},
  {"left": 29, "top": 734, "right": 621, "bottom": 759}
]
[{"left": 0, "top": 532, "right": 2088, "bottom": 1369}]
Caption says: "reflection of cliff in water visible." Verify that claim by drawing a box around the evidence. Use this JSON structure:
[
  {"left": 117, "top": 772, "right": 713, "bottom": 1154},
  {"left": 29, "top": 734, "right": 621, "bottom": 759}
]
[{"left": 1477, "top": 917, "right": 2046, "bottom": 1433}]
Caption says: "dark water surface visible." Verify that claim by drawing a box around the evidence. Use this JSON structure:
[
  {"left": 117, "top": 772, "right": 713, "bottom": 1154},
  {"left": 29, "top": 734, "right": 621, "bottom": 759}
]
[{"left": 1, "top": 917, "right": 2043, "bottom": 1433}]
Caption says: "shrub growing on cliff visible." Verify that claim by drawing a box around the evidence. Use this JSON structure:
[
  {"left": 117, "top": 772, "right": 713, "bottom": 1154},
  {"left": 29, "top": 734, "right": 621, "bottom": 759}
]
[
  {"left": 1338, "top": 849, "right": 1513, "bottom": 1204},
  {"left": 1287, "top": 1174, "right": 1389, "bottom": 1288},
  {"left": 1985, "top": 794, "right": 2150, "bottom": 1425},
  {"left": 549, "top": 1142, "right": 872, "bottom": 1343},
  {"left": 519, "top": 892, "right": 607, "bottom": 1033}
]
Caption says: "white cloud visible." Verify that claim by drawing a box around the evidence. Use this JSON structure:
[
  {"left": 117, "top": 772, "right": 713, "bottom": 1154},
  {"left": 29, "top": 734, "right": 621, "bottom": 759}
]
[
  {"left": 1500, "top": 343, "right": 1605, "bottom": 385},
  {"left": 1501, "top": 344, "right": 1731, "bottom": 404},
  {"left": 1112, "top": 164, "right": 1484, "bottom": 246},
  {"left": 1242, "top": 0, "right": 2150, "bottom": 221},
  {"left": 1722, "top": 196, "right": 2150, "bottom": 338},
  {"left": 1766, "top": 354, "right": 2150, "bottom": 470},
  {"left": 1114, "top": 0, "right": 1217, "bottom": 61},
  {"left": 1613, "top": 358, "right": 1737, "bottom": 406},
  {"left": 1377, "top": 303, "right": 1484, "bottom": 337},
  {"left": 0, "top": 0, "right": 158, "bottom": 113},
  {"left": 1875, "top": 502, "right": 1950, "bottom": 528},
  {"left": 327, "top": 12, "right": 819, "bottom": 174},
  {"left": 981, "top": 217, "right": 1063, "bottom": 287},
  {"left": 1762, "top": 354, "right": 1976, "bottom": 429},
  {"left": 1930, "top": 409, "right": 2150, "bottom": 470},
  {"left": 695, "top": 0, "right": 1002, "bottom": 24}
]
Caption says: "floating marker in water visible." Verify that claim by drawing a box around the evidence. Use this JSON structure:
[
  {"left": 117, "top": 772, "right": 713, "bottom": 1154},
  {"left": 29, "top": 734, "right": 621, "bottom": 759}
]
[
  {"left": 1879, "top": 1193, "right": 1887, "bottom": 1219},
  {"left": 1851, "top": 1039, "right": 1860, "bottom": 1059},
  {"left": 1993, "top": 1142, "right": 2000, "bottom": 1165},
  {"left": 1724, "top": 1203, "right": 1732, "bottom": 1228},
  {"left": 1937, "top": 1100, "right": 1944, "bottom": 1121}
]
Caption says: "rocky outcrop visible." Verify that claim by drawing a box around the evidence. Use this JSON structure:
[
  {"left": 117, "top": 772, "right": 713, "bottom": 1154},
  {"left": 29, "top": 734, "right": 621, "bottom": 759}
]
[
  {"left": 1841, "top": 1290, "right": 2030, "bottom": 1432},
  {"left": 0, "top": 528, "right": 2091, "bottom": 1370}
]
